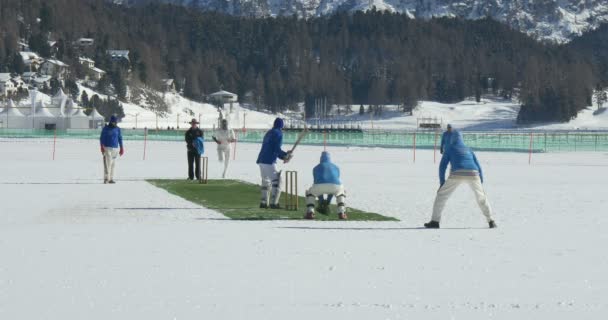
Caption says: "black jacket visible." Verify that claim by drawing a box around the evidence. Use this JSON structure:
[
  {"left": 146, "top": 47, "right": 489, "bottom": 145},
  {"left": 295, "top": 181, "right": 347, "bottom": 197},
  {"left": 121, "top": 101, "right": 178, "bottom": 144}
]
[{"left": 185, "top": 127, "right": 204, "bottom": 152}]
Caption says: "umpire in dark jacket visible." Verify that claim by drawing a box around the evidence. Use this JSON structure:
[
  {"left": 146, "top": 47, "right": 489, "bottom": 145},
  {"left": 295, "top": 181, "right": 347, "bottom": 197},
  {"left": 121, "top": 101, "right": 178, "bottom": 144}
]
[{"left": 185, "top": 118, "right": 204, "bottom": 180}]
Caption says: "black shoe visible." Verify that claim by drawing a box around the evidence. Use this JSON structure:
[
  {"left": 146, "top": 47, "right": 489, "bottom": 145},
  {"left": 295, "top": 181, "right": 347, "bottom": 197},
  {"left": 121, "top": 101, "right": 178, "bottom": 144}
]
[
  {"left": 259, "top": 203, "right": 268, "bottom": 209},
  {"left": 489, "top": 220, "right": 497, "bottom": 229},
  {"left": 269, "top": 204, "right": 282, "bottom": 209},
  {"left": 424, "top": 221, "right": 440, "bottom": 228},
  {"left": 187, "top": 177, "right": 194, "bottom": 181},
  {"left": 108, "top": 180, "right": 116, "bottom": 184}
]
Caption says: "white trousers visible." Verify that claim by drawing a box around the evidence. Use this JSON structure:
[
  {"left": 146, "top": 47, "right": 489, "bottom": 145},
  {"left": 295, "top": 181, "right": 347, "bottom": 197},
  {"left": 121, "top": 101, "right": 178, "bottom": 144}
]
[
  {"left": 259, "top": 163, "right": 281, "bottom": 205},
  {"left": 431, "top": 175, "right": 494, "bottom": 223},
  {"left": 217, "top": 146, "right": 231, "bottom": 178},
  {"left": 306, "top": 184, "right": 346, "bottom": 214},
  {"left": 103, "top": 147, "right": 119, "bottom": 181}
]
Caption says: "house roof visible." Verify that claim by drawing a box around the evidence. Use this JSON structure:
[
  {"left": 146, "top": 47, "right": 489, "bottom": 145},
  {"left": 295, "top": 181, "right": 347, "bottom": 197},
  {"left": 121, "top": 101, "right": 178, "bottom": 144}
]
[
  {"left": 162, "top": 78, "right": 174, "bottom": 86},
  {"left": 44, "top": 59, "right": 69, "bottom": 67},
  {"left": 90, "top": 108, "right": 104, "bottom": 120},
  {"left": 33, "top": 75, "right": 52, "bottom": 84},
  {"left": 107, "top": 50, "right": 130, "bottom": 59},
  {"left": 0, "top": 73, "right": 11, "bottom": 82},
  {"left": 79, "top": 57, "right": 95, "bottom": 64},
  {"left": 90, "top": 67, "right": 105, "bottom": 74},
  {"left": 20, "top": 51, "right": 41, "bottom": 63}
]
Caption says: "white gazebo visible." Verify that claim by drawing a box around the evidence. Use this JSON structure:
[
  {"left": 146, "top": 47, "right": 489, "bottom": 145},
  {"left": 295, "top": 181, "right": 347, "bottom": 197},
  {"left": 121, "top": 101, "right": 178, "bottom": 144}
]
[
  {"left": 30, "top": 101, "right": 58, "bottom": 129},
  {"left": 67, "top": 100, "right": 89, "bottom": 129},
  {"left": 0, "top": 100, "right": 27, "bottom": 129},
  {"left": 90, "top": 108, "right": 105, "bottom": 129}
]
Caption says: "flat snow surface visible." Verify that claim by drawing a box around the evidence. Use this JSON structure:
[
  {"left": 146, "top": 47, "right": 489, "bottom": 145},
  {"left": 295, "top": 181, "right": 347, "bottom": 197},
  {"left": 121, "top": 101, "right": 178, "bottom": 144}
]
[{"left": 1, "top": 139, "right": 608, "bottom": 319}]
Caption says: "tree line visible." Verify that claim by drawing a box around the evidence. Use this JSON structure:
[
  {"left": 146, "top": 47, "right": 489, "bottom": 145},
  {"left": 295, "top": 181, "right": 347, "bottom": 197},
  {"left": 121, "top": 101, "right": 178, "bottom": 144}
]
[{"left": 0, "top": 0, "right": 606, "bottom": 123}]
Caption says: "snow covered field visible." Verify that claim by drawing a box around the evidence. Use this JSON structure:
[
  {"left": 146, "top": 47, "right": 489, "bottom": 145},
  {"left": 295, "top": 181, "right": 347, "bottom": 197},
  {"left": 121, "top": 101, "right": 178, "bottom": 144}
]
[{"left": 1, "top": 139, "right": 607, "bottom": 319}]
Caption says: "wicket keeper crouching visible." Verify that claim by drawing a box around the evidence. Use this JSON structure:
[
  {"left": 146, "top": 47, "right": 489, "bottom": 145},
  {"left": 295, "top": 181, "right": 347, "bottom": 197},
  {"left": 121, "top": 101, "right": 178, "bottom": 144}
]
[{"left": 305, "top": 151, "right": 347, "bottom": 220}]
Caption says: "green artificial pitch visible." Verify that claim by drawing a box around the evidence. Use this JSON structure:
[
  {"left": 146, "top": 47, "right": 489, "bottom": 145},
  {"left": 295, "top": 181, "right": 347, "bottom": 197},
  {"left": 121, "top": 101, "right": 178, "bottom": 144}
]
[{"left": 148, "top": 179, "right": 398, "bottom": 221}]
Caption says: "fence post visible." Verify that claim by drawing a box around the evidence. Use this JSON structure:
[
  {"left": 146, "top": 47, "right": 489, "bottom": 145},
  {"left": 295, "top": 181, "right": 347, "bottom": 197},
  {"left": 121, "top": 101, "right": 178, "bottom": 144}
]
[
  {"left": 433, "top": 130, "right": 438, "bottom": 164},
  {"left": 595, "top": 134, "right": 598, "bottom": 151},
  {"left": 544, "top": 132, "right": 547, "bottom": 152},
  {"left": 413, "top": 132, "right": 416, "bottom": 163},
  {"left": 528, "top": 132, "right": 533, "bottom": 165},
  {"left": 143, "top": 127, "right": 148, "bottom": 160},
  {"left": 324, "top": 130, "right": 327, "bottom": 151},
  {"left": 233, "top": 131, "right": 238, "bottom": 160},
  {"left": 52, "top": 127, "right": 57, "bottom": 160}
]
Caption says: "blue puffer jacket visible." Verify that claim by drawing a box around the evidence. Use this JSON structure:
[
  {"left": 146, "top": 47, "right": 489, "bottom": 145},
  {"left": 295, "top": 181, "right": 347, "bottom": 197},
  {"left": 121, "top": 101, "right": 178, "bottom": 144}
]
[
  {"left": 313, "top": 152, "right": 341, "bottom": 185},
  {"left": 256, "top": 118, "right": 288, "bottom": 164},
  {"left": 440, "top": 130, "right": 453, "bottom": 152},
  {"left": 99, "top": 117, "right": 123, "bottom": 148},
  {"left": 439, "top": 131, "right": 483, "bottom": 185}
]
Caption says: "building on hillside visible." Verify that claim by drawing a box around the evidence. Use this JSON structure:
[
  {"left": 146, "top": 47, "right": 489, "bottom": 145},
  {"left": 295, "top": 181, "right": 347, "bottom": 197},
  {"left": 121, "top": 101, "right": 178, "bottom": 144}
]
[
  {"left": 161, "top": 79, "right": 176, "bottom": 92},
  {"left": 208, "top": 90, "right": 238, "bottom": 113},
  {"left": 107, "top": 50, "right": 130, "bottom": 62},
  {"left": 40, "top": 59, "right": 70, "bottom": 80},
  {"left": 22, "top": 72, "right": 37, "bottom": 84},
  {"left": 0, "top": 73, "right": 17, "bottom": 97},
  {"left": 79, "top": 57, "right": 105, "bottom": 81},
  {"left": 74, "top": 38, "right": 94, "bottom": 47},
  {"left": 10, "top": 76, "right": 27, "bottom": 92},
  {"left": 19, "top": 52, "right": 43, "bottom": 72},
  {"left": 32, "top": 75, "right": 52, "bottom": 89}
]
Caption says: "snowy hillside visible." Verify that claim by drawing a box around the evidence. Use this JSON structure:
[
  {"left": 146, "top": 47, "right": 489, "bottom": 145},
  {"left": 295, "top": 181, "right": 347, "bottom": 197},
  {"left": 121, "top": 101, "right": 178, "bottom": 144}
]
[{"left": 118, "top": 0, "right": 608, "bottom": 42}]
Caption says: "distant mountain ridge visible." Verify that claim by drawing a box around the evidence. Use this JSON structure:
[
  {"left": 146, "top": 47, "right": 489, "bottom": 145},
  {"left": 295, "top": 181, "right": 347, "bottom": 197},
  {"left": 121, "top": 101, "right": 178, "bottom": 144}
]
[{"left": 112, "top": 0, "right": 608, "bottom": 42}]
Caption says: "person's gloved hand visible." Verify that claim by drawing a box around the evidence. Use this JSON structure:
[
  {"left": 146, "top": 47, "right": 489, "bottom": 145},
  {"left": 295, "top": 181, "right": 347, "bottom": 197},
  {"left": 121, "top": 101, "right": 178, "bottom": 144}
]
[
  {"left": 119, "top": 147, "right": 124, "bottom": 156},
  {"left": 100, "top": 145, "right": 105, "bottom": 153},
  {"left": 283, "top": 151, "right": 293, "bottom": 163}
]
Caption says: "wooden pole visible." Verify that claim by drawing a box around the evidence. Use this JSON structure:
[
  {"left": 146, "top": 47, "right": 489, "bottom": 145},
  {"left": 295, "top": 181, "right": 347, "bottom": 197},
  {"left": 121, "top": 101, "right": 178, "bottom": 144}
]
[
  {"left": 52, "top": 127, "right": 57, "bottom": 160},
  {"left": 528, "top": 132, "right": 533, "bottom": 165},
  {"left": 143, "top": 127, "right": 148, "bottom": 161},
  {"left": 433, "top": 130, "right": 438, "bottom": 164},
  {"left": 413, "top": 132, "right": 417, "bottom": 163},
  {"left": 233, "top": 131, "right": 238, "bottom": 161}
]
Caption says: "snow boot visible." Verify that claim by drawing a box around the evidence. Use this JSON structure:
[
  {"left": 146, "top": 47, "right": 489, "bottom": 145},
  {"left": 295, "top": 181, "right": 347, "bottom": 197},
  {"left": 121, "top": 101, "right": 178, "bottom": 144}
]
[
  {"left": 269, "top": 204, "right": 282, "bottom": 210},
  {"left": 104, "top": 179, "right": 108, "bottom": 184},
  {"left": 489, "top": 220, "right": 497, "bottom": 229},
  {"left": 108, "top": 180, "right": 116, "bottom": 184},
  {"left": 424, "top": 221, "right": 440, "bottom": 229}
]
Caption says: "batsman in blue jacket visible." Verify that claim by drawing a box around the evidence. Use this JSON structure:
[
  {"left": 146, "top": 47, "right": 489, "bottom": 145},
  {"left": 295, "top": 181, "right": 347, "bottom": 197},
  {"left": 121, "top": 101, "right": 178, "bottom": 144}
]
[
  {"left": 304, "top": 151, "right": 347, "bottom": 220},
  {"left": 256, "top": 118, "right": 293, "bottom": 209},
  {"left": 99, "top": 115, "right": 124, "bottom": 184},
  {"left": 425, "top": 131, "right": 496, "bottom": 229}
]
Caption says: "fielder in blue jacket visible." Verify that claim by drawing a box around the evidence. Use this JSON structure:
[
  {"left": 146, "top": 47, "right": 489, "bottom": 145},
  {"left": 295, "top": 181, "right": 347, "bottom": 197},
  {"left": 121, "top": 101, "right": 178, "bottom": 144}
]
[
  {"left": 99, "top": 115, "right": 124, "bottom": 184},
  {"left": 424, "top": 131, "right": 496, "bottom": 229},
  {"left": 440, "top": 124, "right": 453, "bottom": 154},
  {"left": 256, "top": 118, "right": 293, "bottom": 208},
  {"left": 304, "top": 151, "right": 347, "bottom": 220}
]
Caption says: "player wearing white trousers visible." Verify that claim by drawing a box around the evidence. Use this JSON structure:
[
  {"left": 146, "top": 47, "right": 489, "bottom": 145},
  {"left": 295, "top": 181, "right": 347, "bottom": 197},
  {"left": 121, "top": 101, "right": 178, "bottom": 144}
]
[
  {"left": 259, "top": 163, "right": 282, "bottom": 206},
  {"left": 102, "top": 147, "right": 119, "bottom": 182},
  {"left": 306, "top": 184, "right": 346, "bottom": 214},
  {"left": 431, "top": 174, "right": 494, "bottom": 223},
  {"left": 213, "top": 120, "right": 236, "bottom": 178}
]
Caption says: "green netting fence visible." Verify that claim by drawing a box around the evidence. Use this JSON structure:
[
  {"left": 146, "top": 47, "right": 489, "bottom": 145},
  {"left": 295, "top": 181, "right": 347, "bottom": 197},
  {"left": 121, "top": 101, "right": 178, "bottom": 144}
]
[{"left": 1, "top": 128, "right": 608, "bottom": 152}]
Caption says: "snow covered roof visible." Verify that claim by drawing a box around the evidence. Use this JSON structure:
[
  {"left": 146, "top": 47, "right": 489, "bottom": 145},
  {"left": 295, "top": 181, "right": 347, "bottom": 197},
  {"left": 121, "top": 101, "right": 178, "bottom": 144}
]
[
  {"left": 162, "top": 78, "right": 174, "bottom": 85},
  {"left": 107, "top": 50, "right": 130, "bottom": 60},
  {"left": 72, "top": 108, "right": 88, "bottom": 118},
  {"left": 33, "top": 76, "right": 52, "bottom": 84},
  {"left": 79, "top": 57, "right": 95, "bottom": 64},
  {"left": 0, "top": 100, "right": 25, "bottom": 117},
  {"left": 90, "top": 108, "right": 105, "bottom": 120},
  {"left": 44, "top": 59, "right": 69, "bottom": 67},
  {"left": 209, "top": 90, "right": 238, "bottom": 102},
  {"left": 32, "top": 101, "right": 54, "bottom": 117},
  {"left": 20, "top": 51, "right": 41, "bottom": 63},
  {"left": 0, "top": 73, "right": 11, "bottom": 82},
  {"left": 90, "top": 67, "right": 105, "bottom": 74}
]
